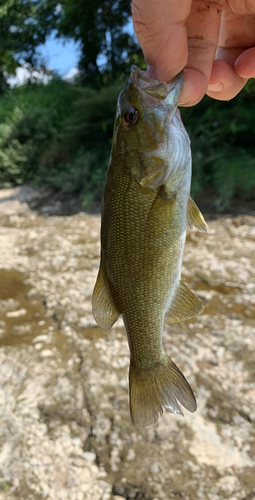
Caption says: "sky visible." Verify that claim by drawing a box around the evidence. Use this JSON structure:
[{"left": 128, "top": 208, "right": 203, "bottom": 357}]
[
  {"left": 8, "top": 33, "right": 81, "bottom": 86},
  {"left": 38, "top": 32, "right": 81, "bottom": 77},
  {"left": 39, "top": 20, "right": 134, "bottom": 76},
  {"left": 9, "top": 21, "right": 135, "bottom": 86}
]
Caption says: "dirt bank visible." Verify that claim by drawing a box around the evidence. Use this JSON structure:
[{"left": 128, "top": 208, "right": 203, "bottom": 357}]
[{"left": 0, "top": 186, "right": 254, "bottom": 500}]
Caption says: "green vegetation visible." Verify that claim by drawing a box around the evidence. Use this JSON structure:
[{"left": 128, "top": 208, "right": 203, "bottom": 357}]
[
  {"left": 0, "top": 1, "right": 142, "bottom": 91},
  {"left": 0, "top": 0, "right": 58, "bottom": 92},
  {"left": 1, "top": 77, "right": 255, "bottom": 209},
  {"left": 0, "top": 0, "right": 255, "bottom": 210},
  {"left": 0, "top": 481, "right": 10, "bottom": 493},
  {"left": 182, "top": 80, "right": 255, "bottom": 210},
  {"left": 0, "top": 78, "right": 122, "bottom": 205},
  {"left": 57, "top": 0, "right": 142, "bottom": 86}
]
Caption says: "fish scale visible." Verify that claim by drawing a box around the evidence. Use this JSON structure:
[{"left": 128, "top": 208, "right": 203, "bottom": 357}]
[{"left": 92, "top": 65, "right": 208, "bottom": 427}]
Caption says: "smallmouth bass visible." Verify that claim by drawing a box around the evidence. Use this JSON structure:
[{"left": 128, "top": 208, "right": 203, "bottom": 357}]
[{"left": 92, "top": 66, "right": 208, "bottom": 427}]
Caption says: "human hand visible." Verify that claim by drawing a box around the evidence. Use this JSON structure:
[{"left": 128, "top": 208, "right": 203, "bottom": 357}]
[{"left": 132, "top": 0, "right": 255, "bottom": 106}]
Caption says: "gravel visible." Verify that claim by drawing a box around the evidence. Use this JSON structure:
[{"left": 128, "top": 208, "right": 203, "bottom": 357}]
[{"left": 0, "top": 185, "right": 254, "bottom": 500}]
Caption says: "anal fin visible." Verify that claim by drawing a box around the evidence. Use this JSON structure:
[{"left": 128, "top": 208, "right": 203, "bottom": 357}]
[
  {"left": 167, "top": 279, "right": 204, "bottom": 324},
  {"left": 92, "top": 262, "right": 119, "bottom": 329},
  {"left": 187, "top": 197, "right": 208, "bottom": 232}
]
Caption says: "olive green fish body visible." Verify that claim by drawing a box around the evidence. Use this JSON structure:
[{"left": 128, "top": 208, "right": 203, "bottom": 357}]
[
  {"left": 103, "top": 163, "right": 184, "bottom": 362},
  {"left": 92, "top": 66, "right": 208, "bottom": 427}
]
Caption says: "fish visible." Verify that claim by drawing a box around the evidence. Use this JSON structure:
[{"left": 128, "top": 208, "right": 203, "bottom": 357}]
[{"left": 92, "top": 65, "right": 208, "bottom": 427}]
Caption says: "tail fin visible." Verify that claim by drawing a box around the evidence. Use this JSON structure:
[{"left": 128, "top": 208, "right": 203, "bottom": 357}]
[{"left": 129, "top": 352, "right": 196, "bottom": 427}]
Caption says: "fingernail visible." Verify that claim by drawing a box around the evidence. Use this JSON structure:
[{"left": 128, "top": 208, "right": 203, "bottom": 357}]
[{"left": 207, "top": 82, "right": 224, "bottom": 93}]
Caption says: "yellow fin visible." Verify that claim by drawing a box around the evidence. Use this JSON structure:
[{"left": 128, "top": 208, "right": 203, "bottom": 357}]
[
  {"left": 129, "top": 352, "right": 196, "bottom": 427},
  {"left": 92, "top": 263, "right": 119, "bottom": 329},
  {"left": 167, "top": 279, "right": 204, "bottom": 324},
  {"left": 187, "top": 197, "right": 208, "bottom": 232}
]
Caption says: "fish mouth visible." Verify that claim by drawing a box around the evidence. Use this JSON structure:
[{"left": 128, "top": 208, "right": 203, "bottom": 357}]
[{"left": 130, "top": 65, "right": 183, "bottom": 105}]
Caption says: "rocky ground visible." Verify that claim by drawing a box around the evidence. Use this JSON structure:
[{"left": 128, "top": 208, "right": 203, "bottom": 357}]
[{"left": 0, "top": 185, "right": 254, "bottom": 500}]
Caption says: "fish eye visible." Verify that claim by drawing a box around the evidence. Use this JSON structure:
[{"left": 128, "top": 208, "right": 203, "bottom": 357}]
[{"left": 123, "top": 107, "right": 139, "bottom": 126}]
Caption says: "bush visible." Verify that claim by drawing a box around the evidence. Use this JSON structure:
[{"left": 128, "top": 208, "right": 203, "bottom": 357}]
[
  {"left": 0, "top": 78, "right": 121, "bottom": 204},
  {"left": 0, "top": 76, "right": 255, "bottom": 210},
  {"left": 182, "top": 79, "right": 255, "bottom": 208},
  {"left": 213, "top": 150, "right": 255, "bottom": 211},
  {"left": 0, "top": 105, "right": 58, "bottom": 185},
  {"left": 0, "top": 109, "right": 28, "bottom": 186},
  {"left": 38, "top": 148, "right": 109, "bottom": 206}
]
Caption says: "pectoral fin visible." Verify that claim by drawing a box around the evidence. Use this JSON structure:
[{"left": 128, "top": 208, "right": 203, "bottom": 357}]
[
  {"left": 167, "top": 280, "right": 204, "bottom": 324},
  {"left": 187, "top": 197, "right": 208, "bottom": 232},
  {"left": 92, "top": 262, "right": 119, "bottom": 329}
]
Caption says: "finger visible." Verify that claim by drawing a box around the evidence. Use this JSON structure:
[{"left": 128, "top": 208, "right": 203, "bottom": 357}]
[
  {"left": 206, "top": 56, "right": 248, "bottom": 100},
  {"left": 218, "top": 10, "right": 255, "bottom": 49},
  {"left": 235, "top": 47, "right": 255, "bottom": 78},
  {"left": 178, "top": 0, "right": 222, "bottom": 106},
  {"left": 132, "top": 0, "right": 191, "bottom": 83},
  {"left": 145, "top": 24, "right": 189, "bottom": 83},
  {"left": 227, "top": 0, "right": 255, "bottom": 16},
  {"left": 178, "top": 68, "right": 208, "bottom": 106}
]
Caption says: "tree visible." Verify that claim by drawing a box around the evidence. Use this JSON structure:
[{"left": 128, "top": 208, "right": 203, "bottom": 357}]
[
  {"left": 0, "top": 0, "right": 58, "bottom": 91},
  {"left": 57, "top": 0, "right": 143, "bottom": 86},
  {"left": 1, "top": 0, "right": 143, "bottom": 91}
]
